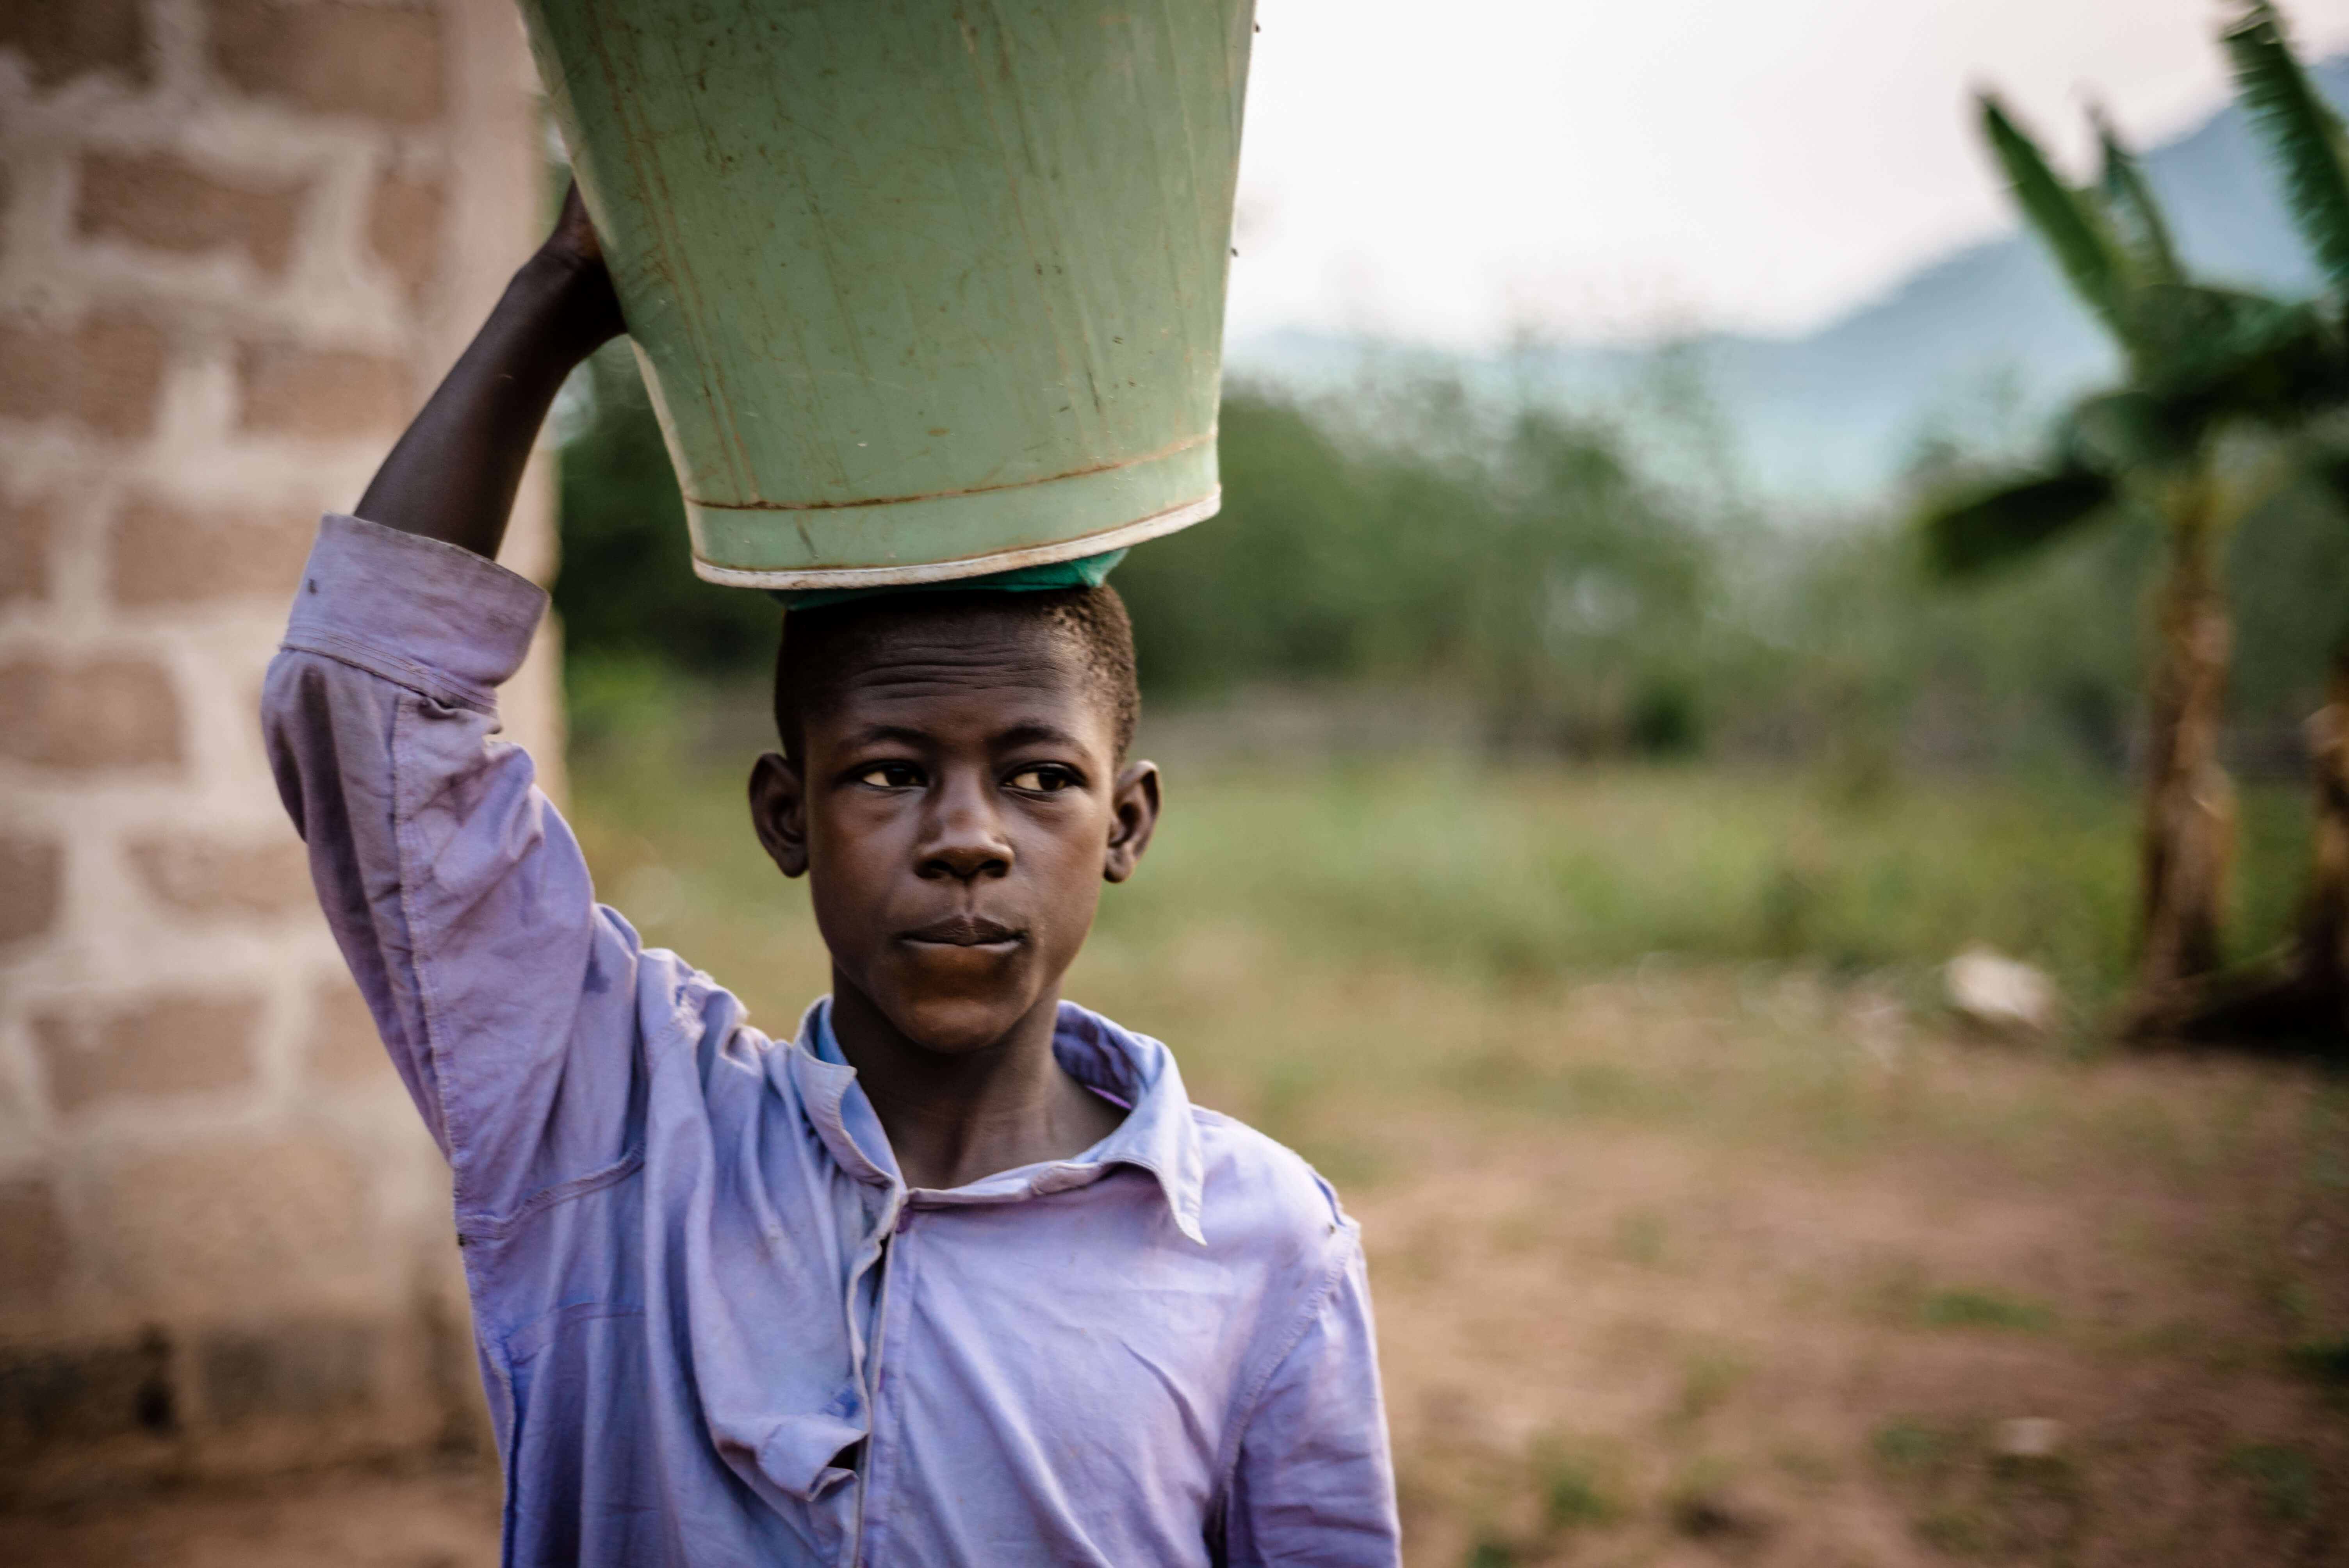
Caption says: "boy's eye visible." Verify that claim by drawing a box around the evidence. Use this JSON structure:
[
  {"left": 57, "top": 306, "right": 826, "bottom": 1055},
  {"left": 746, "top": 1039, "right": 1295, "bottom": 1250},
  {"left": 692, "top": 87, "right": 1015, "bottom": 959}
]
[
  {"left": 856, "top": 763, "right": 923, "bottom": 789},
  {"left": 1007, "top": 766, "right": 1075, "bottom": 793}
]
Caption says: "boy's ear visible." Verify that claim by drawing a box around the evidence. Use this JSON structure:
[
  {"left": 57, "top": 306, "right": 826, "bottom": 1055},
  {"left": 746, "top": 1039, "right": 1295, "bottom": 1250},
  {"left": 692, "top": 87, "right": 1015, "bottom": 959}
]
[
  {"left": 749, "top": 751, "right": 811, "bottom": 878},
  {"left": 1103, "top": 761, "right": 1160, "bottom": 884}
]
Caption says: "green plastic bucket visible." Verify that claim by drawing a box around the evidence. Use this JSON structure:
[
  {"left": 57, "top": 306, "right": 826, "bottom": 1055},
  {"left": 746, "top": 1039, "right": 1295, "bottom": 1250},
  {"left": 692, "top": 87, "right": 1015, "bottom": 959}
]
[{"left": 517, "top": 0, "right": 1255, "bottom": 588}]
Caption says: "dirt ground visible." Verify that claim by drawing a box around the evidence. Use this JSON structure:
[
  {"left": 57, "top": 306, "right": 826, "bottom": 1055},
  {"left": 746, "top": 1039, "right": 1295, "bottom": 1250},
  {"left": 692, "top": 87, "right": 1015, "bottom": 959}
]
[
  {"left": 0, "top": 1467, "right": 503, "bottom": 1568},
  {"left": 5, "top": 970, "right": 2344, "bottom": 1566}
]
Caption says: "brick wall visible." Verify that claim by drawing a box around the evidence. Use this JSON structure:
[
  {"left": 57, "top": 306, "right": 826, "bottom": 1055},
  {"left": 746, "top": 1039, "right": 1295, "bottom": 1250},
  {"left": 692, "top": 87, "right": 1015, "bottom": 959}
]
[{"left": 0, "top": 0, "right": 562, "bottom": 1495}]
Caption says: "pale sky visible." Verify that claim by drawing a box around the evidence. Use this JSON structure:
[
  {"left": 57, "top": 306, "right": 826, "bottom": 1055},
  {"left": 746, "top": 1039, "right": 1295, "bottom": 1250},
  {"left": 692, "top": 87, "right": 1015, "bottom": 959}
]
[{"left": 1227, "top": 0, "right": 2349, "bottom": 349}]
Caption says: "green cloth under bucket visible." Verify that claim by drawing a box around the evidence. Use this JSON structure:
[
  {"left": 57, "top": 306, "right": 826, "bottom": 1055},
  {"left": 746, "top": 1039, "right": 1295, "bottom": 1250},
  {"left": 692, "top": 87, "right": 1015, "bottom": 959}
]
[{"left": 767, "top": 551, "right": 1126, "bottom": 611}]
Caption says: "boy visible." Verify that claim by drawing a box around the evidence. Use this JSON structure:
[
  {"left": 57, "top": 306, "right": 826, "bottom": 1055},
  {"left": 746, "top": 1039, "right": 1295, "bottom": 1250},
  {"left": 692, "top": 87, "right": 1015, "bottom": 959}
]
[{"left": 262, "top": 190, "right": 1400, "bottom": 1566}]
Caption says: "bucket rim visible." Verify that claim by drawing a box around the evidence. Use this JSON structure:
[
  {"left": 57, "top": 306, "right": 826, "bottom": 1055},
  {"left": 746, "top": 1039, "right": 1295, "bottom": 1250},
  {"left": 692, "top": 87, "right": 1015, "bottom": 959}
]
[{"left": 688, "top": 488, "right": 1221, "bottom": 591}]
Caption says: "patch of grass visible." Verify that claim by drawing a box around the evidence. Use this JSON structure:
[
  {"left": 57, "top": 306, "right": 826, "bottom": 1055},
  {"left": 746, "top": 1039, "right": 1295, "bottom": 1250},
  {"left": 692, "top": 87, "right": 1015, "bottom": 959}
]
[
  {"left": 2228, "top": 1442, "right": 2317, "bottom": 1523},
  {"left": 1097, "top": 761, "right": 2158, "bottom": 1002},
  {"left": 2109, "top": 1319, "right": 2216, "bottom": 1360},
  {"left": 1915, "top": 1502, "right": 1991, "bottom": 1555},
  {"left": 1873, "top": 1422, "right": 1945, "bottom": 1472},
  {"left": 1672, "top": 1352, "right": 1750, "bottom": 1424},
  {"left": 1920, "top": 1287, "right": 2058, "bottom": 1333},
  {"left": 1772, "top": 1441, "right": 1839, "bottom": 1484},
  {"left": 1877, "top": 1420, "right": 2089, "bottom": 1559},
  {"left": 1612, "top": 1210, "right": 1667, "bottom": 1267},
  {"left": 2308, "top": 1085, "right": 2349, "bottom": 1190},
  {"left": 1537, "top": 1451, "right": 1622, "bottom": 1532},
  {"left": 1665, "top": 1457, "right": 1757, "bottom": 1541},
  {"left": 2287, "top": 1336, "right": 2349, "bottom": 1388},
  {"left": 1462, "top": 1535, "right": 1517, "bottom": 1568}
]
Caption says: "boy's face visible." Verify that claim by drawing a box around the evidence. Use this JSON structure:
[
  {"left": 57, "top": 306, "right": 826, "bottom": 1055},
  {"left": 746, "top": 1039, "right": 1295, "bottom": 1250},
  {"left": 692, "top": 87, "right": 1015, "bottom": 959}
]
[{"left": 749, "top": 613, "right": 1158, "bottom": 1056}]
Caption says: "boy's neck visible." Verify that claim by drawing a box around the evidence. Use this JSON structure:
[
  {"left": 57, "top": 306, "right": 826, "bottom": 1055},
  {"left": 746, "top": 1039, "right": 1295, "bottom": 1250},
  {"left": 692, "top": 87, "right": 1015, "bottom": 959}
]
[{"left": 827, "top": 978, "right": 1125, "bottom": 1191}]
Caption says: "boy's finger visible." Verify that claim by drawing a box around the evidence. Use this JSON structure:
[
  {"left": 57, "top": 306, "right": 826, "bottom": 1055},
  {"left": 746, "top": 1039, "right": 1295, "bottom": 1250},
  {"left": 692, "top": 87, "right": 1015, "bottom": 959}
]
[{"left": 554, "top": 181, "right": 603, "bottom": 263}]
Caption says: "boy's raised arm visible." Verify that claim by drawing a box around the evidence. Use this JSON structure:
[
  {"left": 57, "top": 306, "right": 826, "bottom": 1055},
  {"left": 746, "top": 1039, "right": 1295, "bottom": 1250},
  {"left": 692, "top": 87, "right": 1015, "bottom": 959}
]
[
  {"left": 260, "top": 192, "right": 658, "bottom": 1213},
  {"left": 356, "top": 185, "right": 622, "bottom": 559}
]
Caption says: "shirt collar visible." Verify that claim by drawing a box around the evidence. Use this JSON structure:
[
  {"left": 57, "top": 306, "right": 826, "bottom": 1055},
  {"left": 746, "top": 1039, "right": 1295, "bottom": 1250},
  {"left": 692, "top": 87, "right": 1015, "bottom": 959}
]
[{"left": 779, "top": 998, "right": 1207, "bottom": 1245}]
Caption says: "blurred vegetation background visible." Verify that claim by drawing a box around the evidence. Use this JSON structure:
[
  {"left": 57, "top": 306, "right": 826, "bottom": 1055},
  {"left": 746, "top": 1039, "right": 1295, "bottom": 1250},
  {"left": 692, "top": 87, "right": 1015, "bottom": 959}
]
[{"left": 551, "top": 339, "right": 2349, "bottom": 1009}]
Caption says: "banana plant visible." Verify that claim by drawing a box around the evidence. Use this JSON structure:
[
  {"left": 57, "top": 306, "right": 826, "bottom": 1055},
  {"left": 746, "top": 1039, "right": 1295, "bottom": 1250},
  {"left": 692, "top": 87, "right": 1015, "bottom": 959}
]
[
  {"left": 2212, "top": 0, "right": 2349, "bottom": 1037},
  {"left": 1917, "top": 91, "right": 2338, "bottom": 1031}
]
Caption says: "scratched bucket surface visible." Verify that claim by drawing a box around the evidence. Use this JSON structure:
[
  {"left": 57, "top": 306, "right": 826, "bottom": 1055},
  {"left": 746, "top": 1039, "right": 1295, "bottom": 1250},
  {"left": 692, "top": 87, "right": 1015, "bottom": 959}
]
[{"left": 517, "top": 0, "right": 1255, "bottom": 588}]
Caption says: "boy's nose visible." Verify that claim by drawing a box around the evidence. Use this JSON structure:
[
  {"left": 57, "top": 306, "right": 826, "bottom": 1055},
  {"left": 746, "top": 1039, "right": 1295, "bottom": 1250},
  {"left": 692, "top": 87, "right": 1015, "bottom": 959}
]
[
  {"left": 920, "top": 839, "right": 1011, "bottom": 881},
  {"left": 916, "top": 780, "right": 1012, "bottom": 882}
]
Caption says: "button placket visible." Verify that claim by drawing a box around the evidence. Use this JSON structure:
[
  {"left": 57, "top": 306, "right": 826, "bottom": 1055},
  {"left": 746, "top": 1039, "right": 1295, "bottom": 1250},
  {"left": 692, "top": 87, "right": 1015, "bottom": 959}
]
[{"left": 855, "top": 1206, "right": 918, "bottom": 1566}]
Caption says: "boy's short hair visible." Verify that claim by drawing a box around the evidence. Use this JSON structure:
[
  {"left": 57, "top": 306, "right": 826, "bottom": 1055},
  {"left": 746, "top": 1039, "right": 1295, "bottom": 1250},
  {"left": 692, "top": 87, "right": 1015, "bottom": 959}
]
[{"left": 773, "top": 585, "right": 1140, "bottom": 765}]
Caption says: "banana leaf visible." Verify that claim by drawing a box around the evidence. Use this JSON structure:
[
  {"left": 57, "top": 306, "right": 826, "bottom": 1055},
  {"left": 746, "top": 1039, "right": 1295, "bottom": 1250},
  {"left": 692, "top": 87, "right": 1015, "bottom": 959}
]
[
  {"left": 2226, "top": 0, "right": 2349, "bottom": 291},
  {"left": 1980, "top": 94, "right": 2133, "bottom": 346},
  {"left": 1919, "top": 467, "right": 2118, "bottom": 579},
  {"left": 2133, "top": 285, "right": 2344, "bottom": 421},
  {"left": 2094, "top": 107, "right": 2182, "bottom": 286}
]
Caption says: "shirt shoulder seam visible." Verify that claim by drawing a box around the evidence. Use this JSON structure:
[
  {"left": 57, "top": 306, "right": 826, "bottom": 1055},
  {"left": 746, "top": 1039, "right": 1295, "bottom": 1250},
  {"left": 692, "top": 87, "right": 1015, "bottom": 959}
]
[{"left": 1210, "top": 1223, "right": 1363, "bottom": 1508}]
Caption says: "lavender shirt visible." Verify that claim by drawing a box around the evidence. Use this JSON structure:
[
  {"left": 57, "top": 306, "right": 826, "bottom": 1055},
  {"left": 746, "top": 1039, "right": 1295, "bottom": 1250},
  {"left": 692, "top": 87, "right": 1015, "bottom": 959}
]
[{"left": 262, "top": 515, "right": 1399, "bottom": 1568}]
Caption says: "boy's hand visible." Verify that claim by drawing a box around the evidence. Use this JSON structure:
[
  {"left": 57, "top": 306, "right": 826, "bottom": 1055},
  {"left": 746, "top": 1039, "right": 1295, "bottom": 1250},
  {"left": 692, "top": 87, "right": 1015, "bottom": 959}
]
[
  {"left": 533, "top": 183, "right": 627, "bottom": 363},
  {"left": 354, "top": 180, "right": 628, "bottom": 558}
]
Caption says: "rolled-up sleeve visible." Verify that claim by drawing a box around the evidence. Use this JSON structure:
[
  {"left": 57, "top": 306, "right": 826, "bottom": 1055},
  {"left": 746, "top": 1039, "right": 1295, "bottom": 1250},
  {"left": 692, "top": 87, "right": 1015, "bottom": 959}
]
[
  {"left": 1223, "top": 1234, "right": 1402, "bottom": 1567},
  {"left": 262, "top": 513, "right": 647, "bottom": 1219}
]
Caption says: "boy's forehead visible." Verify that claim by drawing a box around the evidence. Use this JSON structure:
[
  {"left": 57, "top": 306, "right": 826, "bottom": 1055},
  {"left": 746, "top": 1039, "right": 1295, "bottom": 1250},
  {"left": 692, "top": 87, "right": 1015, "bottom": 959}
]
[
  {"left": 838, "top": 611, "right": 1075, "bottom": 688},
  {"left": 814, "top": 614, "right": 1107, "bottom": 738}
]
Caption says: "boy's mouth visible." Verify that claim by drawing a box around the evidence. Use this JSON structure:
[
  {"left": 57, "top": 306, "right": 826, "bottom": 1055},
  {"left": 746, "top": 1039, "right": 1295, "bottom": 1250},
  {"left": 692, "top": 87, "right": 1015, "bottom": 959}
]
[{"left": 900, "top": 914, "right": 1025, "bottom": 950}]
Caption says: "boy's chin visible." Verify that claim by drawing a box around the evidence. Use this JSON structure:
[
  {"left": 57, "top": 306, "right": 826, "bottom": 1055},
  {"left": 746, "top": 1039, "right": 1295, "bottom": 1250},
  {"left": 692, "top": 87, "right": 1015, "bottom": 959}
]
[{"left": 876, "top": 988, "right": 1050, "bottom": 1057}]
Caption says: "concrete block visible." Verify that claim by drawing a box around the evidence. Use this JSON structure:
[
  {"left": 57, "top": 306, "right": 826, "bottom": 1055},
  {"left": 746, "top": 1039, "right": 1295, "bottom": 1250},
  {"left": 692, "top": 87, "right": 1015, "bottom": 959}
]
[
  {"left": 0, "top": 316, "right": 169, "bottom": 438},
  {"left": 78, "top": 152, "right": 307, "bottom": 277},
  {"left": 0, "top": 1330, "right": 174, "bottom": 1454},
  {"left": 0, "top": 494, "right": 50, "bottom": 604},
  {"left": 0, "top": 835, "right": 62, "bottom": 945},
  {"left": 368, "top": 169, "right": 447, "bottom": 301},
  {"left": 236, "top": 342, "right": 413, "bottom": 440},
  {"left": 0, "top": 0, "right": 148, "bottom": 89},
  {"left": 33, "top": 992, "right": 262, "bottom": 1111},
  {"left": 211, "top": 0, "right": 445, "bottom": 125},
  {"left": 197, "top": 1320, "right": 377, "bottom": 1425},
  {"left": 110, "top": 497, "right": 316, "bottom": 606},
  {"left": 306, "top": 973, "right": 392, "bottom": 1084},
  {"left": 103, "top": 1138, "right": 371, "bottom": 1303},
  {"left": 0, "top": 1181, "right": 70, "bottom": 1302},
  {"left": 128, "top": 833, "right": 313, "bottom": 917},
  {"left": 0, "top": 654, "right": 182, "bottom": 770}
]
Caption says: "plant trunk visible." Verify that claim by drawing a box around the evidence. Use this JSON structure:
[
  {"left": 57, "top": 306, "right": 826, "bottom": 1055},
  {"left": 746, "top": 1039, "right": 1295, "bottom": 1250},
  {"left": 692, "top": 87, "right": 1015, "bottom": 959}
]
[
  {"left": 2165, "top": 646, "right": 2349, "bottom": 1048},
  {"left": 2125, "top": 496, "right": 2235, "bottom": 1033},
  {"left": 2293, "top": 646, "right": 2349, "bottom": 1019}
]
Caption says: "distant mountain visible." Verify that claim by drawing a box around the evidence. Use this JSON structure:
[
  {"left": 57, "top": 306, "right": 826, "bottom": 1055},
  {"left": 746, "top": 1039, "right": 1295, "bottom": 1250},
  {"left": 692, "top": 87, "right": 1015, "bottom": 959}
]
[{"left": 1228, "top": 59, "right": 2349, "bottom": 503}]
